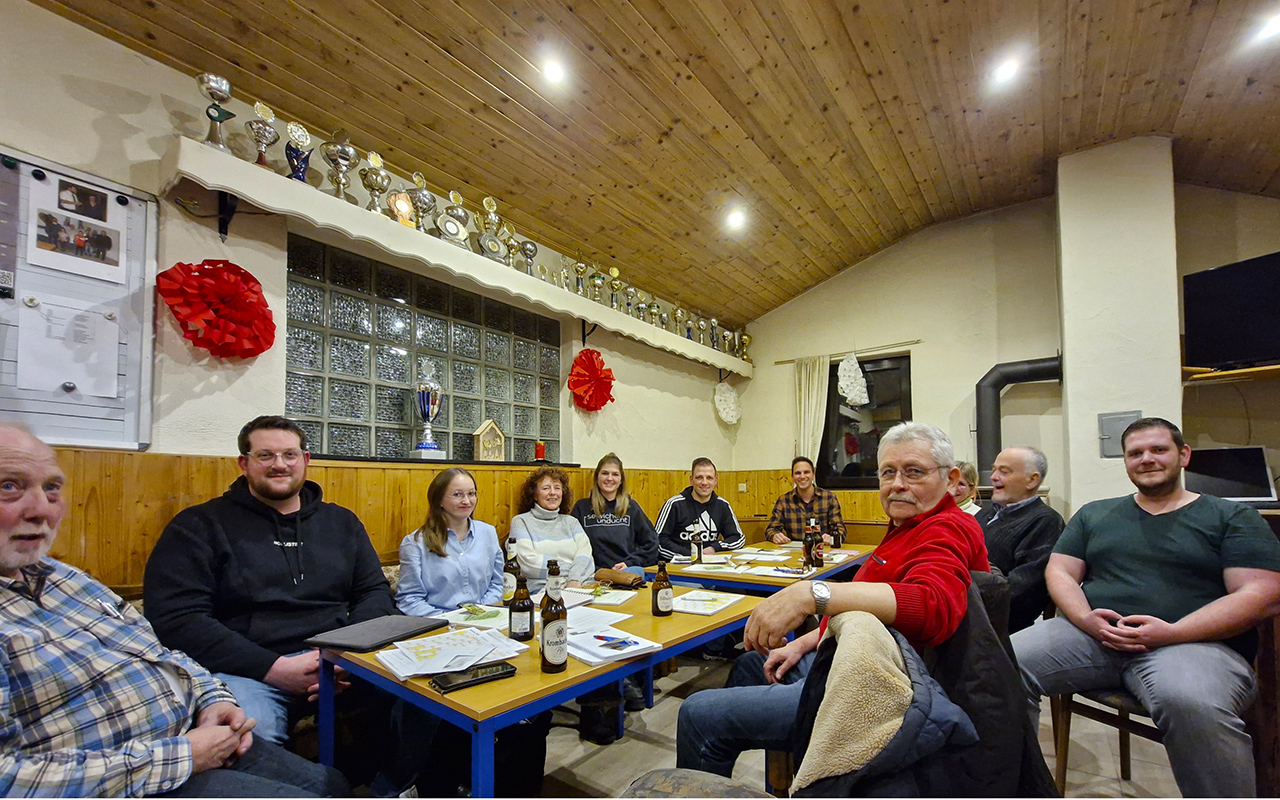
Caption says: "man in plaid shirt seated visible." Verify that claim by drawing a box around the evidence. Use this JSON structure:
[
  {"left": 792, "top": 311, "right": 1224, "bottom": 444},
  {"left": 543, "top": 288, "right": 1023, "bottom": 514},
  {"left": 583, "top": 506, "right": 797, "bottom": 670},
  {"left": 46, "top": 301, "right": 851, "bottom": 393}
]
[
  {"left": 0, "top": 425, "right": 345, "bottom": 797},
  {"left": 765, "top": 456, "right": 847, "bottom": 545}
]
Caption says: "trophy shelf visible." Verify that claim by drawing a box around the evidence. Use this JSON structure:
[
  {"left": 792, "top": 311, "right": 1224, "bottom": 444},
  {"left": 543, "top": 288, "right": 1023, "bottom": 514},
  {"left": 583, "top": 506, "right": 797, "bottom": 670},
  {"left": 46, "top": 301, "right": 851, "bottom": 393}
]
[{"left": 159, "top": 136, "right": 753, "bottom": 378}]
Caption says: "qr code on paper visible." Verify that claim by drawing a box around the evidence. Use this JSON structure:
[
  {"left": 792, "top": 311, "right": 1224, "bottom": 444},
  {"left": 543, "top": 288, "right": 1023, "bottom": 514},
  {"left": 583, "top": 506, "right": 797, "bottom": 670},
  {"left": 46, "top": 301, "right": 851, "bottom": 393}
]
[{"left": 0, "top": 271, "right": 13, "bottom": 289}]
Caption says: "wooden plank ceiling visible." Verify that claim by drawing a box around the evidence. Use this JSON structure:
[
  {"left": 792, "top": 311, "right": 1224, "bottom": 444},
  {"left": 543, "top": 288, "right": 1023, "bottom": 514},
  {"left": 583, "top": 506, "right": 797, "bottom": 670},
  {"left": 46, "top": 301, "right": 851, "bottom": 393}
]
[{"left": 32, "top": 0, "right": 1280, "bottom": 328}]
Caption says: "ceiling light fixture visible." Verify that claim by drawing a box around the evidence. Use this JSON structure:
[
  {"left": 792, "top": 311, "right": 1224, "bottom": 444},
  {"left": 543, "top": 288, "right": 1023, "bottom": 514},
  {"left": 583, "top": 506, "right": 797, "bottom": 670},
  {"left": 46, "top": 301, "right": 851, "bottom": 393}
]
[
  {"left": 543, "top": 59, "right": 566, "bottom": 83},
  {"left": 993, "top": 59, "right": 1019, "bottom": 84},
  {"left": 726, "top": 208, "right": 747, "bottom": 230},
  {"left": 1258, "top": 14, "right": 1280, "bottom": 41}
]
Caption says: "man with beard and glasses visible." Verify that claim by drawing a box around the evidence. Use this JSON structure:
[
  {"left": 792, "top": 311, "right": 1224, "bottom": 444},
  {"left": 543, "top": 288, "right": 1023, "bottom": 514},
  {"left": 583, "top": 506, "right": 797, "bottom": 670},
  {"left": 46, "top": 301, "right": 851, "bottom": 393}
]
[
  {"left": 1012, "top": 417, "right": 1280, "bottom": 797},
  {"left": 0, "top": 424, "right": 347, "bottom": 797},
  {"left": 144, "top": 417, "right": 420, "bottom": 793}
]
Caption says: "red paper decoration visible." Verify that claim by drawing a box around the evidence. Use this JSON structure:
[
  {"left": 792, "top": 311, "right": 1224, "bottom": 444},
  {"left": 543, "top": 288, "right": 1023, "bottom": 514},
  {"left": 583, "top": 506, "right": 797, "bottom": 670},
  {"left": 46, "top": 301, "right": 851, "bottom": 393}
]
[
  {"left": 567, "top": 348, "right": 615, "bottom": 412},
  {"left": 157, "top": 259, "right": 276, "bottom": 359}
]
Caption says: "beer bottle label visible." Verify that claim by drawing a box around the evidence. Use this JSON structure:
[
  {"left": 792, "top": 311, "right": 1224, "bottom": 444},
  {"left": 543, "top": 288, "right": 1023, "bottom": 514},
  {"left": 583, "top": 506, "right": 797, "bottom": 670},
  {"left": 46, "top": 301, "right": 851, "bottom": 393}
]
[
  {"left": 547, "top": 575, "right": 564, "bottom": 600},
  {"left": 510, "top": 610, "right": 531, "bottom": 635},
  {"left": 542, "top": 619, "right": 567, "bottom": 664},
  {"left": 502, "top": 572, "right": 516, "bottom": 602},
  {"left": 657, "top": 587, "right": 673, "bottom": 613}
]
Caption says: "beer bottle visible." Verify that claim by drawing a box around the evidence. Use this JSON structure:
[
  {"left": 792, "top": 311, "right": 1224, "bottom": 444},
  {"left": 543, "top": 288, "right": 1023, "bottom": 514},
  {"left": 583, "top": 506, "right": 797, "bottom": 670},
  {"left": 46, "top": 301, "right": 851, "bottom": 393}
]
[
  {"left": 501, "top": 538, "right": 520, "bottom": 606},
  {"left": 810, "top": 516, "right": 824, "bottom": 567},
  {"left": 540, "top": 559, "right": 562, "bottom": 612},
  {"left": 831, "top": 518, "right": 843, "bottom": 549},
  {"left": 802, "top": 521, "right": 815, "bottom": 569},
  {"left": 508, "top": 573, "right": 534, "bottom": 642},
  {"left": 652, "top": 561, "right": 674, "bottom": 617},
  {"left": 540, "top": 559, "right": 568, "bottom": 673},
  {"left": 690, "top": 528, "right": 704, "bottom": 564}
]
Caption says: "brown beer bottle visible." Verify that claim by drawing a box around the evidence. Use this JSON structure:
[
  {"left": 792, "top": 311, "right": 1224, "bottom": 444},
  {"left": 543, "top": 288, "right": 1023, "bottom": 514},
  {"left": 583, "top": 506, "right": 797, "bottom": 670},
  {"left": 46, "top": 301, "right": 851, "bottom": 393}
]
[
  {"left": 501, "top": 538, "right": 520, "bottom": 606},
  {"left": 810, "top": 517, "right": 824, "bottom": 567},
  {"left": 508, "top": 573, "right": 534, "bottom": 642},
  {"left": 652, "top": 561, "right": 674, "bottom": 617},
  {"left": 802, "top": 521, "right": 815, "bottom": 569},
  {"left": 540, "top": 559, "right": 568, "bottom": 673}
]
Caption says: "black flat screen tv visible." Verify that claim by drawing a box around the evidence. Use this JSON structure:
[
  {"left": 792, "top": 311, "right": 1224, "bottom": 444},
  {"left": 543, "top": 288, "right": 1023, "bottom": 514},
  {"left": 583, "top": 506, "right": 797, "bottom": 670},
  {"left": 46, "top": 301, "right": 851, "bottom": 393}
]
[
  {"left": 1183, "top": 251, "right": 1280, "bottom": 370},
  {"left": 1184, "top": 447, "right": 1277, "bottom": 503}
]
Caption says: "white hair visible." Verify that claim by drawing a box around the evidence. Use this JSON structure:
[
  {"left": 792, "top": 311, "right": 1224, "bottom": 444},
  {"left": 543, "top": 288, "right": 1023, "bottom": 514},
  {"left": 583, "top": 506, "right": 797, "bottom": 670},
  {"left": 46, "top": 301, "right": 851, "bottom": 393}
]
[
  {"left": 1010, "top": 445, "right": 1049, "bottom": 481},
  {"left": 877, "top": 422, "right": 955, "bottom": 469}
]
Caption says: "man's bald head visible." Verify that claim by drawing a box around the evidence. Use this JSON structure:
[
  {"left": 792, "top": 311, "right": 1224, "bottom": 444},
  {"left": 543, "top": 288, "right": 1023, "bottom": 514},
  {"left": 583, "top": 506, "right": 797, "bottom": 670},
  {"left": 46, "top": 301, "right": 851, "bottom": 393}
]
[{"left": 0, "top": 425, "right": 66, "bottom": 578}]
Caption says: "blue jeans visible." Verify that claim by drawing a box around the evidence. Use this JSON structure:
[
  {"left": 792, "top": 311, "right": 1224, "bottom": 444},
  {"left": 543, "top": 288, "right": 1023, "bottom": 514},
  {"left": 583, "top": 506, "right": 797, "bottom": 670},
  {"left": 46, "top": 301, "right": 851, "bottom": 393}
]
[
  {"left": 676, "top": 650, "right": 816, "bottom": 777},
  {"left": 1013, "top": 616, "right": 1256, "bottom": 797},
  {"left": 157, "top": 740, "right": 348, "bottom": 797},
  {"left": 213, "top": 672, "right": 300, "bottom": 746}
]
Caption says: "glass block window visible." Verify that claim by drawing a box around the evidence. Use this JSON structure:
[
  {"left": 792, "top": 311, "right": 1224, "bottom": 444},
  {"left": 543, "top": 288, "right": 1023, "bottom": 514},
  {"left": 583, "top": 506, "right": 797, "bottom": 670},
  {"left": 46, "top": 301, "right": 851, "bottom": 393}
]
[{"left": 285, "top": 235, "right": 562, "bottom": 460}]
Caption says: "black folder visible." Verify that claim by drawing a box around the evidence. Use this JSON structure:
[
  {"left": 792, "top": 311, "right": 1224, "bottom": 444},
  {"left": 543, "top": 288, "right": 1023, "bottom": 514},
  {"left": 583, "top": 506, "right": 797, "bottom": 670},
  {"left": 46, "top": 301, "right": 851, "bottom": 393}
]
[{"left": 303, "top": 615, "right": 447, "bottom": 652}]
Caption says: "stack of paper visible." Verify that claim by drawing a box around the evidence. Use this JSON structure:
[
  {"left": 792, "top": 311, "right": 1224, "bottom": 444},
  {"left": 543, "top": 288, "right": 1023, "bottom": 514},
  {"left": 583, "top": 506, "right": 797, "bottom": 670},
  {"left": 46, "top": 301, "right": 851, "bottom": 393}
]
[
  {"left": 671, "top": 590, "right": 744, "bottom": 616},
  {"left": 679, "top": 563, "right": 747, "bottom": 575},
  {"left": 375, "top": 627, "right": 527, "bottom": 681},
  {"left": 532, "top": 588, "right": 595, "bottom": 609},
  {"left": 743, "top": 565, "right": 816, "bottom": 578},
  {"left": 567, "top": 626, "right": 661, "bottom": 665},
  {"left": 778, "top": 541, "right": 805, "bottom": 549},
  {"left": 567, "top": 606, "right": 632, "bottom": 634},
  {"left": 579, "top": 588, "right": 636, "bottom": 606}
]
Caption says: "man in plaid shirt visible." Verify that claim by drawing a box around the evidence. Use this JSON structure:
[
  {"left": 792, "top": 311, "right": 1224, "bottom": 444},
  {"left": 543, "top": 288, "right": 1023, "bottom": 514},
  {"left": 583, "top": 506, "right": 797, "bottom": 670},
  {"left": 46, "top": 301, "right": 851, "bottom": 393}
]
[
  {"left": 764, "top": 457, "right": 847, "bottom": 545},
  {"left": 0, "top": 425, "right": 345, "bottom": 797}
]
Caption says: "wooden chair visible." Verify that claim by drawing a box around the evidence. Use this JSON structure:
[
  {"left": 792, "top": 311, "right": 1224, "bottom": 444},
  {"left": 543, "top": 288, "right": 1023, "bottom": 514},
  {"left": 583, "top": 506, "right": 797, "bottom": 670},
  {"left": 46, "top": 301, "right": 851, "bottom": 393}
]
[{"left": 1050, "top": 688, "right": 1162, "bottom": 792}]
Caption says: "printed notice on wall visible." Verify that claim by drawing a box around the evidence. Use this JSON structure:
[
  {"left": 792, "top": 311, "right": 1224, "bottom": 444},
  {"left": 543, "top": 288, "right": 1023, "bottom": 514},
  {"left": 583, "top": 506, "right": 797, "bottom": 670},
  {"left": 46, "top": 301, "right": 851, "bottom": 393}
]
[{"left": 17, "top": 294, "right": 119, "bottom": 398}]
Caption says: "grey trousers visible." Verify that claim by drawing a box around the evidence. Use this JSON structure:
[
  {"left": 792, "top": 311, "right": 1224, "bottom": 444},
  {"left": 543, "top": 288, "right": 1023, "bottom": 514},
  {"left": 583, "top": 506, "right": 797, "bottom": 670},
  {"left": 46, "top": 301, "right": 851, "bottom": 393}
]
[{"left": 1012, "top": 616, "right": 1257, "bottom": 797}]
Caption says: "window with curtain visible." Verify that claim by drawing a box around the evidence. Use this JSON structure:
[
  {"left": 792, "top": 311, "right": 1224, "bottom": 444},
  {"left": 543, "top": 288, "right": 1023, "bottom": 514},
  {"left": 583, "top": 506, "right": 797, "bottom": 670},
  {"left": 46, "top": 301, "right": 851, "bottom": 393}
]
[
  {"left": 816, "top": 355, "right": 912, "bottom": 489},
  {"left": 283, "top": 235, "right": 563, "bottom": 461}
]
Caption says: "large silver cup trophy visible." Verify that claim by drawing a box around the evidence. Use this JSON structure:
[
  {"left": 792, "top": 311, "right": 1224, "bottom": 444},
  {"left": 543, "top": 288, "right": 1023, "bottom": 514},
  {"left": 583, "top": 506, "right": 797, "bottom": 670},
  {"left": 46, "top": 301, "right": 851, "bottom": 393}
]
[
  {"left": 197, "top": 73, "right": 235, "bottom": 152},
  {"left": 320, "top": 130, "right": 359, "bottom": 201},
  {"left": 410, "top": 376, "right": 447, "bottom": 460}
]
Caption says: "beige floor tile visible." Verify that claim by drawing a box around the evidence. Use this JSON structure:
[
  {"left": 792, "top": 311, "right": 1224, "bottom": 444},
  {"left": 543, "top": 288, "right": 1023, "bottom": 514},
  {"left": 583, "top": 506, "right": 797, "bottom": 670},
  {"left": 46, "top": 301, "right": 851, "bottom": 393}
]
[
  {"left": 1119, "top": 755, "right": 1182, "bottom": 798},
  {"left": 1063, "top": 769, "right": 1126, "bottom": 798}
]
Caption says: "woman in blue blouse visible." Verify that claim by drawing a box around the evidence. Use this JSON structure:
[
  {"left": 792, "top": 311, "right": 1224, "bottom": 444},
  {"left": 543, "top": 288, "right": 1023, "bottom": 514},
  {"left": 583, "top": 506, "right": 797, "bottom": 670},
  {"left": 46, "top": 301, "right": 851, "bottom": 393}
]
[{"left": 396, "top": 467, "right": 504, "bottom": 616}]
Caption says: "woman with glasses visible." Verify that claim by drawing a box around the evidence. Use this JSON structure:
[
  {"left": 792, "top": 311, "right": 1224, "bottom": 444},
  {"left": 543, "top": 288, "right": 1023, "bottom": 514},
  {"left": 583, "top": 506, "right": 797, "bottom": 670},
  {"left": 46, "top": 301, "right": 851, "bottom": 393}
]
[
  {"left": 571, "top": 453, "right": 658, "bottom": 578},
  {"left": 395, "top": 467, "right": 504, "bottom": 616},
  {"left": 954, "top": 461, "right": 982, "bottom": 515},
  {"left": 509, "top": 466, "right": 593, "bottom": 592}
]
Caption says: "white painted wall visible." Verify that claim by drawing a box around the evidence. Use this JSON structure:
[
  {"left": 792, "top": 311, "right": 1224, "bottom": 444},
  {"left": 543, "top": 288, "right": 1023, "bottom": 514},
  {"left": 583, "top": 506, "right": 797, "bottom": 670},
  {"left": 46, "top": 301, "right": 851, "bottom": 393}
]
[
  {"left": 1057, "top": 137, "right": 1182, "bottom": 512},
  {"left": 1176, "top": 185, "right": 1280, "bottom": 479},
  {"left": 736, "top": 198, "right": 1065, "bottom": 506}
]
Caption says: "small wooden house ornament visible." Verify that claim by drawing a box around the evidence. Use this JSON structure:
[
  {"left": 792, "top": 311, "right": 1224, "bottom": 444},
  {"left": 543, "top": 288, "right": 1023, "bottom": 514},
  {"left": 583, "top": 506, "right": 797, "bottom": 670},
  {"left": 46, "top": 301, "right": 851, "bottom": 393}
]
[{"left": 473, "top": 419, "right": 505, "bottom": 461}]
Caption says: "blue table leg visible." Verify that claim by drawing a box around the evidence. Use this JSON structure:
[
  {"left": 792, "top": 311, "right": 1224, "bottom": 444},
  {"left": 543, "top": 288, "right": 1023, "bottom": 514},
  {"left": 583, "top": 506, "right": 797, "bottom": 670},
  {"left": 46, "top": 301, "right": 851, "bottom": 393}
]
[
  {"left": 615, "top": 677, "right": 626, "bottom": 739},
  {"left": 471, "top": 720, "right": 497, "bottom": 797},
  {"left": 644, "top": 665, "right": 655, "bottom": 708},
  {"left": 318, "top": 657, "right": 335, "bottom": 767}
]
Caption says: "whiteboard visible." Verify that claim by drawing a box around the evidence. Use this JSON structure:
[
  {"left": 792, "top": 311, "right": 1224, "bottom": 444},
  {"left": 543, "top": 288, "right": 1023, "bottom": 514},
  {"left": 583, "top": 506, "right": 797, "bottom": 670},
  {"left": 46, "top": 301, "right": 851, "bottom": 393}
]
[{"left": 0, "top": 147, "right": 155, "bottom": 449}]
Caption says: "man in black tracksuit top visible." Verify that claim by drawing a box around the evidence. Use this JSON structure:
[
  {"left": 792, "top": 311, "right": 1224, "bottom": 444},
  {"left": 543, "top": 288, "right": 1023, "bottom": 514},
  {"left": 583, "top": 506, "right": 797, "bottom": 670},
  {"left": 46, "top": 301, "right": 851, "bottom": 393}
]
[
  {"left": 143, "top": 416, "right": 417, "bottom": 790},
  {"left": 656, "top": 457, "right": 746, "bottom": 561},
  {"left": 977, "top": 445, "right": 1065, "bottom": 632}
]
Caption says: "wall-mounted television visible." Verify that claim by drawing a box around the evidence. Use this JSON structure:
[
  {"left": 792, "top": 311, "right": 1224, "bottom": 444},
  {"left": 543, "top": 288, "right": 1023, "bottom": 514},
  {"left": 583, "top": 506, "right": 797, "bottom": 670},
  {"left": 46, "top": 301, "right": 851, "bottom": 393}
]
[{"left": 1183, "top": 251, "right": 1280, "bottom": 370}]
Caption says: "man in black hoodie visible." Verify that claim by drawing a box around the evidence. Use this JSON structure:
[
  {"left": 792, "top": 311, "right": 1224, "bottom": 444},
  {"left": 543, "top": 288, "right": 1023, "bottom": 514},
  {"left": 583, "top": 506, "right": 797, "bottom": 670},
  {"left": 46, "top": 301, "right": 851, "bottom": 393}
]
[
  {"left": 144, "top": 416, "right": 396, "bottom": 753},
  {"left": 656, "top": 457, "right": 746, "bottom": 562}
]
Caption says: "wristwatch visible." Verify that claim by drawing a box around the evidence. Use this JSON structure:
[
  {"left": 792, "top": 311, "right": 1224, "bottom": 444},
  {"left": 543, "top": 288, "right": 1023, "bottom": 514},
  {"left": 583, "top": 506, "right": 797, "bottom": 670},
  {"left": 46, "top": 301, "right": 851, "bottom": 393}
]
[{"left": 811, "top": 580, "right": 831, "bottom": 616}]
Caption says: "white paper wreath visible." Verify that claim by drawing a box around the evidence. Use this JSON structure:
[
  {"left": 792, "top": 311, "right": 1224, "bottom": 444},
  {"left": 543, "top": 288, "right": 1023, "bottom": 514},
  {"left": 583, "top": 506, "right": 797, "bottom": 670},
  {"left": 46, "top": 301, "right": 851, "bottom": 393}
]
[
  {"left": 837, "top": 355, "right": 870, "bottom": 406},
  {"left": 714, "top": 381, "right": 742, "bottom": 424}
]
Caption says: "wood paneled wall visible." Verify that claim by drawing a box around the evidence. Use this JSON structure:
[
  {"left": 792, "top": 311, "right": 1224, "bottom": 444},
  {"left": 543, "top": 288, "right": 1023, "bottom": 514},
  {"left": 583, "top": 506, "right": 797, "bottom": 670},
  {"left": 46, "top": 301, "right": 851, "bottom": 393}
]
[{"left": 48, "top": 448, "right": 887, "bottom": 586}]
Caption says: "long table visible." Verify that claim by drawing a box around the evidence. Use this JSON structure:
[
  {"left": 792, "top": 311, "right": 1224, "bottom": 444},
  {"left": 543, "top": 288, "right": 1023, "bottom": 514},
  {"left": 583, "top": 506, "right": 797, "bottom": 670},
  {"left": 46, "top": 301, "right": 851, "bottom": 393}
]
[
  {"left": 317, "top": 587, "right": 763, "bottom": 797},
  {"left": 645, "top": 540, "right": 871, "bottom": 593}
]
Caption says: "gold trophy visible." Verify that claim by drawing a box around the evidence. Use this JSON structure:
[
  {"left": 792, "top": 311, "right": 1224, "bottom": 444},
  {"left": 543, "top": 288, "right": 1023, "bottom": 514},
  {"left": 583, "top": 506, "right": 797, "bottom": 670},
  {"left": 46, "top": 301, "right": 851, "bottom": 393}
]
[
  {"left": 648, "top": 302, "right": 661, "bottom": 324},
  {"left": 608, "top": 267, "right": 623, "bottom": 310},
  {"left": 739, "top": 333, "right": 753, "bottom": 363},
  {"left": 588, "top": 271, "right": 606, "bottom": 303},
  {"left": 573, "top": 259, "right": 590, "bottom": 296},
  {"left": 359, "top": 151, "right": 392, "bottom": 214},
  {"left": 386, "top": 188, "right": 416, "bottom": 227}
]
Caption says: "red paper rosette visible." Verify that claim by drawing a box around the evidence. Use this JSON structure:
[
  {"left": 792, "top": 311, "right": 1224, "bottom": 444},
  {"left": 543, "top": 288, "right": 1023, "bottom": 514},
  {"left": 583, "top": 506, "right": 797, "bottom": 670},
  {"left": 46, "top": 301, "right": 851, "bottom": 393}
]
[
  {"left": 567, "top": 348, "right": 615, "bottom": 412},
  {"left": 156, "top": 259, "right": 276, "bottom": 359}
]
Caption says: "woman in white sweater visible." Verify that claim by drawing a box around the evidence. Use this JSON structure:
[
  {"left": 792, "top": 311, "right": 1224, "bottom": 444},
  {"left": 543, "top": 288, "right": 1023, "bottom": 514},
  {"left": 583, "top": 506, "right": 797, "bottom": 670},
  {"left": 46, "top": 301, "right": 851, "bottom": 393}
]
[{"left": 508, "top": 466, "right": 594, "bottom": 592}]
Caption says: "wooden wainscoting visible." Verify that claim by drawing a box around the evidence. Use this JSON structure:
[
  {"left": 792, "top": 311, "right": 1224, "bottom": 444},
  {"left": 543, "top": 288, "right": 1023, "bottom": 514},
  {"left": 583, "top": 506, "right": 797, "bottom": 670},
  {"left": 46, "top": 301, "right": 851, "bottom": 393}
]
[{"left": 47, "top": 447, "right": 890, "bottom": 587}]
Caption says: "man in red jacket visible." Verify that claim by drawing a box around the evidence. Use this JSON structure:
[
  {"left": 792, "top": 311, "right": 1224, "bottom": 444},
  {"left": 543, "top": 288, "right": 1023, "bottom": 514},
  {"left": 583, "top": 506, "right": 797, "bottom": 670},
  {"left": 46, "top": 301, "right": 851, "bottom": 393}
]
[{"left": 676, "top": 421, "right": 988, "bottom": 777}]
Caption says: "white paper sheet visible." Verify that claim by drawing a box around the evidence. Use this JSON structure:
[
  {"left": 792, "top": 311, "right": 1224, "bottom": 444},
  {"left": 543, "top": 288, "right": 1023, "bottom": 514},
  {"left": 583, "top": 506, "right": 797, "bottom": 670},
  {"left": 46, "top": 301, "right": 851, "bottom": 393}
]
[{"left": 17, "top": 295, "right": 118, "bottom": 397}]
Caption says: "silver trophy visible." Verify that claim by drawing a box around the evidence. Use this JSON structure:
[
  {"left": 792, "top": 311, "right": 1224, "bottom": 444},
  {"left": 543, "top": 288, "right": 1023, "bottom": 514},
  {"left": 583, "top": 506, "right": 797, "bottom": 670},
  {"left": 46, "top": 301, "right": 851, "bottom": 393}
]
[
  {"left": 696, "top": 318, "right": 708, "bottom": 345},
  {"left": 408, "top": 173, "right": 438, "bottom": 234},
  {"left": 722, "top": 329, "right": 734, "bottom": 353},
  {"left": 588, "top": 272, "right": 606, "bottom": 303},
  {"left": 435, "top": 190, "right": 472, "bottom": 248},
  {"left": 519, "top": 240, "right": 538, "bottom": 275},
  {"left": 244, "top": 102, "right": 279, "bottom": 168},
  {"left": 411, "top": 376, "right": 447, "bottom": 460},
  {"left": 320, "top": 130, "right": 359, "bottom": 201},
  {"left": 473, "top": 197, "right": 507, "bottom": 262},
  {"left": 624, "top": 286, "right": 637, "bottom": 316},
  {"left": 197, "top": 73, "right": 235, "bottom": 152},
  {"left": 573, "top": 260, "right": 590, "bottom": 296},
  {"left": 709, "top": 318, "right": 720, "bottom": 350},
  {"left": 660, "top": 312, "right": 670, "bottom": 331},
  {"left": 359, "top": 151, "right": 392, "bottom": 213}
]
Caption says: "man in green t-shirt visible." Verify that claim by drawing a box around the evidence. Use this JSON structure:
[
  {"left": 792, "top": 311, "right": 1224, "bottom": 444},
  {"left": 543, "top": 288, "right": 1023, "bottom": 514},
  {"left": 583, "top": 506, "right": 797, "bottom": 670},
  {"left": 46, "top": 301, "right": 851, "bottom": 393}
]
[{"left": 1012, "top": 417, "right": 1280, "bottom": 798}]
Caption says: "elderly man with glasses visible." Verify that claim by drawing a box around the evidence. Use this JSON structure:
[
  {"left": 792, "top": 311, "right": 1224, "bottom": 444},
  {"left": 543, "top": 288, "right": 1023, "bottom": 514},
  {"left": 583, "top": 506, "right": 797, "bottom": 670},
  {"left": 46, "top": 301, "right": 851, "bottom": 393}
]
[
  {"left": 143, "top": 416, "right": 418, "bottom": 791},
  {"left": 676, "top": 421, "right": 989, "bottom": 777}
]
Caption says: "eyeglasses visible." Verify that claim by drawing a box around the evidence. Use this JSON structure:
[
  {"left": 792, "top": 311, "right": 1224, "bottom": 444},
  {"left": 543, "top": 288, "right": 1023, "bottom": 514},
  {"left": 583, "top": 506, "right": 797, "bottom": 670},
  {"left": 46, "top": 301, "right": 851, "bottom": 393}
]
[
  {"left": 878, "top": 466, "right": 947, "bottom": 484},
  {"left": 447, "top": 491, "right": 478, "bottom": 501},
  {"left": 248, "top": 449, "right": 306, "bottom": 465}
]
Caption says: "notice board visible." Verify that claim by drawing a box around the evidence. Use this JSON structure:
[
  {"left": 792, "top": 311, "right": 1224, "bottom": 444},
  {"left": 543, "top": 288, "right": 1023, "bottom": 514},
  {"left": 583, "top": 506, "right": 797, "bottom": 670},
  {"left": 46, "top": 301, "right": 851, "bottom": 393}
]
[{"left": 0, "top": 146, "right": 155, "bottom": 448}]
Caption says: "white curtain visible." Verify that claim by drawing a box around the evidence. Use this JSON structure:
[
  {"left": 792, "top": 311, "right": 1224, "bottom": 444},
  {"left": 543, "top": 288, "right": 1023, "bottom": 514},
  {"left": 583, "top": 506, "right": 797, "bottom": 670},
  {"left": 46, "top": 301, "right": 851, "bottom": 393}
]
[{"left": 795, "top": 355, "right": 830, "bottom": 461}]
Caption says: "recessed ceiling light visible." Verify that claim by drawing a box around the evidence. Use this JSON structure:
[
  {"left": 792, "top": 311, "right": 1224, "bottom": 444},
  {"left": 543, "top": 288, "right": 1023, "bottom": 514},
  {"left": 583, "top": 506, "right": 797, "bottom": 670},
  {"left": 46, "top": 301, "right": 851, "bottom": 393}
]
[
  {"left": 1259, "top": 14, "right": 1280, "bottom": 41},
  {"left": 726, "top": 208, "right": 747, "bottom": 230},
  {"left": 993, "top": 59, "right": 1019, "bottom": 84},
  {"left": 543, "top": 59, "right": 566, "bottom": 83}
]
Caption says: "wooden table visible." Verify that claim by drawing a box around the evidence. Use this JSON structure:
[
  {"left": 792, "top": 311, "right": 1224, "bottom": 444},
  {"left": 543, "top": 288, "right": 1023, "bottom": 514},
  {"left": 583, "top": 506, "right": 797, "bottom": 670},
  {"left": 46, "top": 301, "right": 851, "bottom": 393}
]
[
  {"left": 645, "top": 540, "right": 871, "bottom": 593},
  {"left": 317, "top": 587, "right": 763, "bottom": 797}
]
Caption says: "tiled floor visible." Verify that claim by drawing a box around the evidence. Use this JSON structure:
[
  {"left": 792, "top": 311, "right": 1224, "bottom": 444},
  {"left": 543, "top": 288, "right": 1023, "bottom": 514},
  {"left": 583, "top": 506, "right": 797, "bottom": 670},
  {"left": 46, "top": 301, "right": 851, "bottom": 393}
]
[{"left": 541, "top": 658, "right": 1183, "bottom": 798}]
